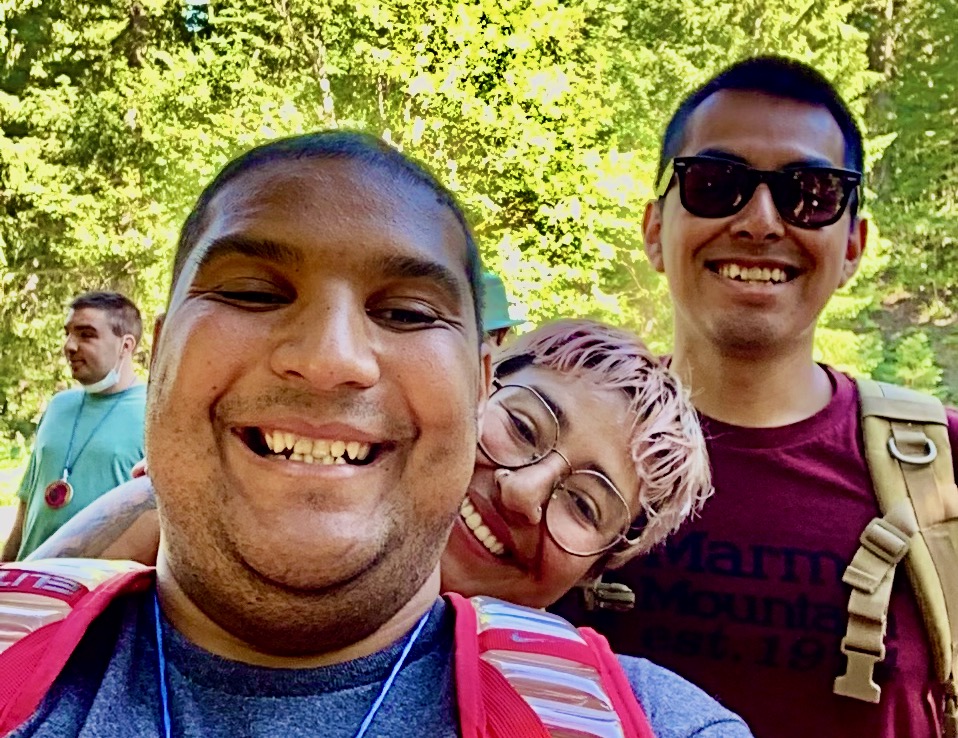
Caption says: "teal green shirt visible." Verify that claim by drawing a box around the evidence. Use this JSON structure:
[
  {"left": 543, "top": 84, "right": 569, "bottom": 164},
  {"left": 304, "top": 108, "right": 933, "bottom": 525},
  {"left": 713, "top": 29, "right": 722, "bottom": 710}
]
[{"left": 16, "top": 384, "right": 146, "bottom": 559}]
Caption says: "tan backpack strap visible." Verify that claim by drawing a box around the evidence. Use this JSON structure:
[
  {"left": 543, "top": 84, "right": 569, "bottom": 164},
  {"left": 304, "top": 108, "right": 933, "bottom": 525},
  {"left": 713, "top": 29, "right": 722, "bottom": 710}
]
[
  {"left": 834, "top": 502, "right": 916, "bottom": 701},
  {"left": 840, "top": 379, "right": 958, "bottom": 736}
]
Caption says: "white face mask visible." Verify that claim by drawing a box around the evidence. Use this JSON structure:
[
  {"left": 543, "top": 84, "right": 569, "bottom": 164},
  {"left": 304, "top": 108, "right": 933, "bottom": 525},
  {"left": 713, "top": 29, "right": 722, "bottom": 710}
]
[
  {"left": 82, "top": 366, "right": 121, "bottom": 394},
  {"left": 82, "top": 334, "right": 133, "bottom": 394}
]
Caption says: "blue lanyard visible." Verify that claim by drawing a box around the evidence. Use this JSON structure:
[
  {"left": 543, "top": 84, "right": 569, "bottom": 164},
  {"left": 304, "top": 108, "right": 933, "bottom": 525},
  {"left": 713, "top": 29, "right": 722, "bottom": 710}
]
[
  {"left": 153, "top": 590, "right": 431, "bottom": 738},
  {"left": 60, "top": 393, "right": 123, "bottom": 479}
]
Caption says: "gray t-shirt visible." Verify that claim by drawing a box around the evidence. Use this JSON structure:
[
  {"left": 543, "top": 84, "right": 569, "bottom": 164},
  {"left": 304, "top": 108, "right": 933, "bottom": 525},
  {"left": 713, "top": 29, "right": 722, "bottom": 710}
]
[{"left": 12, "top": 592, "right": 751, "bottom": 737}]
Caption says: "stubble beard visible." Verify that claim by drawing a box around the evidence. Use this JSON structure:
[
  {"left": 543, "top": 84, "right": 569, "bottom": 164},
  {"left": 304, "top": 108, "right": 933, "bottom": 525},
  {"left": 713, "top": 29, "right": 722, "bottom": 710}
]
[
  {"left": 148, "top": 380, "right": 478, "bottom": 658},
  {"left": 704, "top": 311, "right": 785, "bottom": 359},
  {"left": 162, "top": 499, "right": 453, "bottom": 657}
]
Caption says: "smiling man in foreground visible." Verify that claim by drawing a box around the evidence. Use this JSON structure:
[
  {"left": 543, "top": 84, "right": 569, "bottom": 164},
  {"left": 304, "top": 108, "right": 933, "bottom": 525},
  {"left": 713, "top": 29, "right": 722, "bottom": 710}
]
[{"left": 0, "top": 133, "right": 750, "bottom": 738}]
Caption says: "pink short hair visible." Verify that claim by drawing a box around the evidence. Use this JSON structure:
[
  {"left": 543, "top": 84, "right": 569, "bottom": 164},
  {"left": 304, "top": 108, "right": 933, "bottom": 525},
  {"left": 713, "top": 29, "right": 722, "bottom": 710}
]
[{"left": 495, "top": 319, "right": 711, "bottom": 567}]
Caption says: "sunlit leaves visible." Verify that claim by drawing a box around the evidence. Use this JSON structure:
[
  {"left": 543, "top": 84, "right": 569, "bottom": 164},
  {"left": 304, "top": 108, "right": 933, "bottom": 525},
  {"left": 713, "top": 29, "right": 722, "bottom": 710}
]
[{"left": 0, "top": 0, "right": 954, "bottom": 454}]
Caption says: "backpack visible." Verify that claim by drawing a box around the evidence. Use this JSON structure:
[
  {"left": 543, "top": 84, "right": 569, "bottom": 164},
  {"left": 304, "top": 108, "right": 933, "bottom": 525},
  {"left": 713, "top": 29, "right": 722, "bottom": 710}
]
[
  {"left": 0, "top": 558, "right": 654, "bottom": 738},
  {"left": 834, "top": 379, "right": 958, "bottom": 738}
]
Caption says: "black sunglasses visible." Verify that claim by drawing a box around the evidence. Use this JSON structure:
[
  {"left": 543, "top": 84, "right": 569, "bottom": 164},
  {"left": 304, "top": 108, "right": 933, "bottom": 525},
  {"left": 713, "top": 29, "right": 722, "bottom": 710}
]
[{"left": 656, "top": 156, "right": 862, "bottom": 229}]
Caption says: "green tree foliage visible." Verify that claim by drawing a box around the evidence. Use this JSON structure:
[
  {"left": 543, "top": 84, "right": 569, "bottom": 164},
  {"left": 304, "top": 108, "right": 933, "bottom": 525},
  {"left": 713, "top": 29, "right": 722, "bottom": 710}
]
[
  {"left": 851, "top": 0, "right": 958, "bottom": 400},
  {"left": 858, "top": 0, "right": 958, "bottom": 317},
  {"left": 875, "top": 330, "right": 944, "bottom": 392},
  {"left": 0, "top": 0, "right": 954, "bottom": 452}
]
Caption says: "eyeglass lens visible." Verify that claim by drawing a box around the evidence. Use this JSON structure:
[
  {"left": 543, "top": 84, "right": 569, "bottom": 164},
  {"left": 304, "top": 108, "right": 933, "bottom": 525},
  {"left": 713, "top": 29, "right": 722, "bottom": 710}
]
[
  {"left": 480, "top": 384, "right": 630, "bottom": 555},
  {"left": 480, "top": 384, "right": 559, "bottom": 467},
  {"left": 676, "top": 157, "right": 858, "bottom": 228},
  {"left": 548, "top": 472, "right": 631, "bottom": 555}
]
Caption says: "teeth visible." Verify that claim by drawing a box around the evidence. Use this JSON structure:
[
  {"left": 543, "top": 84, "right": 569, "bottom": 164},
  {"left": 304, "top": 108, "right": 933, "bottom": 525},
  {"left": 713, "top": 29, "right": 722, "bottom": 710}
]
[
  {"left": 718, "top": 263, "right": 789, "bottom": 284},
  {"left": 459, "top": 499, "right": 506, "bottom": 556},
  {"left": 262, "top": 431, "right": 372, "bottom": 466},
  {"left": 293, "top": 438, "right": 312, "bottom": 454}
]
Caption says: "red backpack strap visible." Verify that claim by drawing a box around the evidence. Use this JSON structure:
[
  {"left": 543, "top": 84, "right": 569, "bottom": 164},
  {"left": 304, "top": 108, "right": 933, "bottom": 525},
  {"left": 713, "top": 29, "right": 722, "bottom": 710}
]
[
  {"left": 450, "top": 592, "right": 552, "bottom": 738},
  {"left": 448, "top": 593, "right": 655, "bottom": 738},
  {"left": 449, "top": 592, "right": 485, "bottom": 738},
  {"left": 579, "top": 627, "right": 656, "bottom": 738},
  {"left": 0, "top": 560, "right": 153, "bottom": 735}
]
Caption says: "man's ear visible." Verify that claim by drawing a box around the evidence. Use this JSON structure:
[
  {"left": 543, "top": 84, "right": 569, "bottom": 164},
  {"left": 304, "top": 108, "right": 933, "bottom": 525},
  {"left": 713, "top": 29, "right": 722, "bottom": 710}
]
[
  {"left": 643, "top": 201, "right": 665, "bottom": 273},
  {"left": 120, "top": 334, "right": 137, "bottom": 355},
  {"left": 839, "top": 217, "right": 868, "bottom": 287},
  {"left": 149, "top": 313, "right": 166, "bottom": 375}
]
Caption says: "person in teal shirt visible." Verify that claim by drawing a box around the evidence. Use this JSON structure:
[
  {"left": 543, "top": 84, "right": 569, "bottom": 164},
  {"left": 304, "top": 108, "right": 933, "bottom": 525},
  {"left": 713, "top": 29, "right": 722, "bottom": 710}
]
[{"left": 1, "top": 291, "right": 146, "bottom": 561}]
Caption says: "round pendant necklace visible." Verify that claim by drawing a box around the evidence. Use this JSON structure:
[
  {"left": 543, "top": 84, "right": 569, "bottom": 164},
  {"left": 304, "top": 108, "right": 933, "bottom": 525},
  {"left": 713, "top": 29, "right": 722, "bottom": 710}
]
[
  {"left": 43, "top": 392, "right": 123, "bottom": 509},
  {"left": 153, "top": 590, "right": 432, "bottom": 738}
]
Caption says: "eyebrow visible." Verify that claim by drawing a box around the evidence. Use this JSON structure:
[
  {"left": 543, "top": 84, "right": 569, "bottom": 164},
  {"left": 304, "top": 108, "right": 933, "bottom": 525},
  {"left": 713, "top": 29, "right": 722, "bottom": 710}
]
[
  {"left": 696, "top": 148, "right": 749, "bottom": 165},
  {"left": 530, "top": 385, "right": 567, "bottom": 431},
  {"left": 194, "top": 236, "right": 466, "bottom": 302},
  {"left": 65, "top": 323, "right": 98, "bottom": 335},
  {"left": 375, "top": 252, "right": 466, "bottom": 306},
  {"left": 195, "top": 235, "right": 304, "bottom": 274},
  {"left": 695, "top": 148, "right": 835, "bottom": 169}
]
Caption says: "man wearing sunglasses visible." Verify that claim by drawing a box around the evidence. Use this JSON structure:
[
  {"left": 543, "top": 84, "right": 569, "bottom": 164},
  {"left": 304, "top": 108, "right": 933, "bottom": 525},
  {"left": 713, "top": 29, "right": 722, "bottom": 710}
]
[{"left": 567, "top": 56, "right": 958, "bottom": 738}]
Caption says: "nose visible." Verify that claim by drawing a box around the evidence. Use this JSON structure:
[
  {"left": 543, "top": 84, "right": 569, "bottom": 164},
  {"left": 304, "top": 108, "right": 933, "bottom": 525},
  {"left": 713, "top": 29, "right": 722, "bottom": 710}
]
[
  {"left": 63, "top": 333, "right": 78, "bottom": 355},
  {"left": 729, "top": 183, "right": 785, "bottom": 242},
  {"left": 495, "top": 452, "right": 569, "bottom": 527},
  {"left": 269, "top": 289, "right": 380, "bottom": 390}
]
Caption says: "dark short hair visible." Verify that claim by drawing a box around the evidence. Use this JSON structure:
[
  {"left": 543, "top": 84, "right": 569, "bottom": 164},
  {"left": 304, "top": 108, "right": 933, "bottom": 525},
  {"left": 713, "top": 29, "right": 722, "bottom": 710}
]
[
  {"left": 70, "top": 291, "right": 143, "bottom": 345},
  {"left": 658, "top": 56, "right": 864, "bottom": 218},
  {"left": 172, "top": 131, "right": 484, "bottom": 338}
]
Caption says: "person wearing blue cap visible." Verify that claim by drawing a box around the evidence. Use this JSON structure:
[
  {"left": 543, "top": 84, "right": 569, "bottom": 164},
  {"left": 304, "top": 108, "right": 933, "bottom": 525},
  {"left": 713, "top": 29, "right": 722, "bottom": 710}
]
[{"left": 481, "top": 271, "right": 524, "bottom": 346}]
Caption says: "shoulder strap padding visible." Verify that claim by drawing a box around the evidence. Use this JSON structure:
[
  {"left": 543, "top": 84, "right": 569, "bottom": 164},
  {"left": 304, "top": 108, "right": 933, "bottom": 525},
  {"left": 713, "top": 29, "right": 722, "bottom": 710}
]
[
  {"left": 449, "top": 592, "right": 552, "bottom": 738},
  {"left": 842, "top": 379, "right": 958, "bottom": 737},
  {"left": 857, "top": 379, "right": 958, "bottom": 677},
  {"left": 448, "top": 592, "right": 655, "bottom": 738},
  {"left": 0, "top": 561, "right": 153, "bottom": 735},
  {"left": 579, "top": 626, "right": 656, "bottom": 738},
  {"left": 859, "top": 381, "right": 948, "bottom": 425}
]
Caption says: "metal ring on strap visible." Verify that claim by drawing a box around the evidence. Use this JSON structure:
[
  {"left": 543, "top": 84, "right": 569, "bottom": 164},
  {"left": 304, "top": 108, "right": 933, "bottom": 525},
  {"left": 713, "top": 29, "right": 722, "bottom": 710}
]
[{"left": 887, "top": 436, "right": 938, "bottom": 465}]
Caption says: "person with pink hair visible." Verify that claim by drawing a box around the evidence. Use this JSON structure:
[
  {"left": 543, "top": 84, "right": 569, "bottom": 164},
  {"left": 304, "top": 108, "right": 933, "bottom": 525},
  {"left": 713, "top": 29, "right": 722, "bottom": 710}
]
[
  {"left": 443, "top": 318, "right": 711, "bottom": 608},
  {"left": 30, "top": 318, "right": 711, "bottom": 610}
]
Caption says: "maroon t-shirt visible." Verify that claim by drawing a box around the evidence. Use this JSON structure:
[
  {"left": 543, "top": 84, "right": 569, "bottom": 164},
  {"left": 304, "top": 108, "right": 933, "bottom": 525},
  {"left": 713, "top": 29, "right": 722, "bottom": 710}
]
[{"left": 559, "top": 368, "right": 958, "bottom": 738}]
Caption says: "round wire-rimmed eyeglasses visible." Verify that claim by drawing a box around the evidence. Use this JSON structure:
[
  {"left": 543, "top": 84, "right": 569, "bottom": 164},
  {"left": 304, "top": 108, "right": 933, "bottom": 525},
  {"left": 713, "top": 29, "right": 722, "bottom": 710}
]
[{"left": 477, "top": 380, "right": 635, "bottom": 557}]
